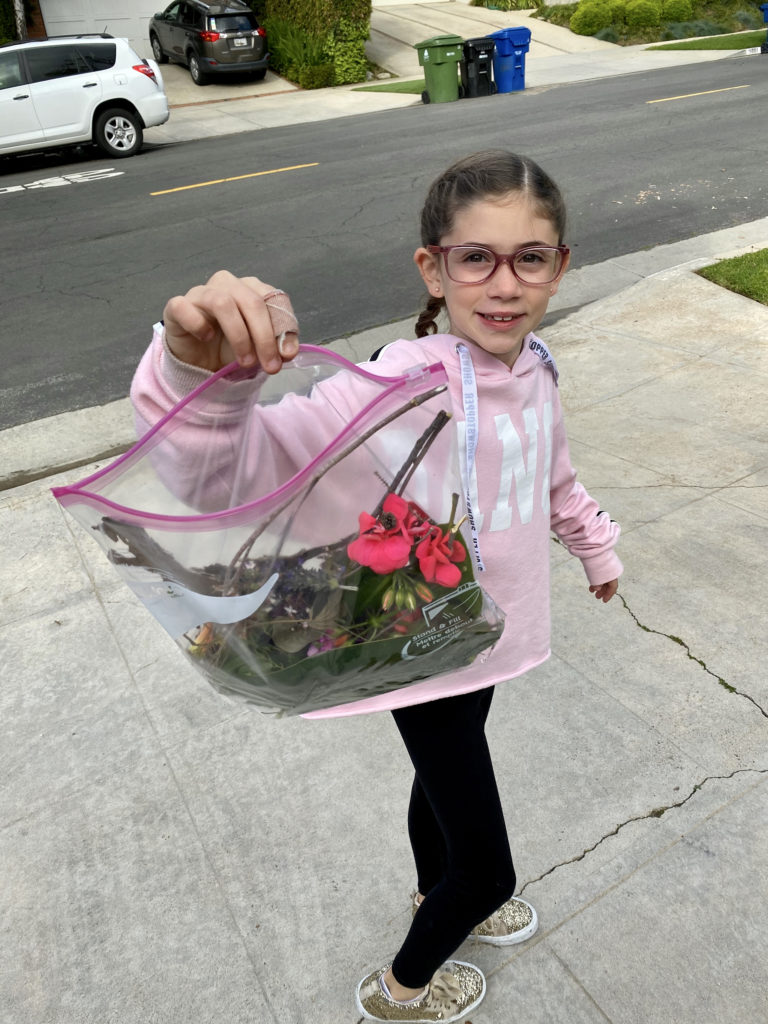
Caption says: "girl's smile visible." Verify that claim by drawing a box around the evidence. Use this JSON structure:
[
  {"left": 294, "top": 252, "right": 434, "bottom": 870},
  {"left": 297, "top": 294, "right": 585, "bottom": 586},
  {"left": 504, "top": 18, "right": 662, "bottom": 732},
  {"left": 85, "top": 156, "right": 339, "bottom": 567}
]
[{"left": 415, "top": 194, "right": 569, "bottom": 368}]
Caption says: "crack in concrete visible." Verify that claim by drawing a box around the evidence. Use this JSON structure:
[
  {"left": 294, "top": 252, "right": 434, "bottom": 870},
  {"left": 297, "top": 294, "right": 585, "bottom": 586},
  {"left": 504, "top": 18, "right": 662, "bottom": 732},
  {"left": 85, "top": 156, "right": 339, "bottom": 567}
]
[
  {"left": 619, "top": 594, "right": 768, "bottom": 718},
  {"left": 519, "top": 766, "right": 768, "bottom": 894}
]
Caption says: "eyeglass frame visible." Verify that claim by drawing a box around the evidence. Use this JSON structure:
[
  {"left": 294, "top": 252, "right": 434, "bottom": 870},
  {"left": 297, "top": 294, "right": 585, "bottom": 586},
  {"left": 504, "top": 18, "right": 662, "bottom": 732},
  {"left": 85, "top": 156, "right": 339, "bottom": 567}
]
[{"left": 426, "top": 243, "right": 571, "bottom": 287}]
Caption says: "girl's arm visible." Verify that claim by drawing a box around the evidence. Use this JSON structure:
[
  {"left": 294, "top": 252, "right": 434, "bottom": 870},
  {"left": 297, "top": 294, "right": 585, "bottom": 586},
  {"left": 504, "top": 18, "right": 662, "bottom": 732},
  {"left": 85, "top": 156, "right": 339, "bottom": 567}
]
[{"left": 548, "top": 394, "right": 622, "bottom": 599}]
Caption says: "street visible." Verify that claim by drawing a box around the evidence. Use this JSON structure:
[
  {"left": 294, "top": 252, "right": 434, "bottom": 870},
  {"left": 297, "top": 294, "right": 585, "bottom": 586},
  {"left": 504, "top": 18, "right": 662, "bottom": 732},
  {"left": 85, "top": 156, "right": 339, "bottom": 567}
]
[{"left": 1, "top": 56, "right": 766, "bottom": 429}]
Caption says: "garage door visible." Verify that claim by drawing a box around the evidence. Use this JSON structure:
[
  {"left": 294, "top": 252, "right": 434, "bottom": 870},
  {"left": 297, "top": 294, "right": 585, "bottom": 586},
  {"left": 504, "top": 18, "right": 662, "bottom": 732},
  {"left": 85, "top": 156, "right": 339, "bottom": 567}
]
[{"left": 38, "top": 0, "right": 160, "bottom": 58}]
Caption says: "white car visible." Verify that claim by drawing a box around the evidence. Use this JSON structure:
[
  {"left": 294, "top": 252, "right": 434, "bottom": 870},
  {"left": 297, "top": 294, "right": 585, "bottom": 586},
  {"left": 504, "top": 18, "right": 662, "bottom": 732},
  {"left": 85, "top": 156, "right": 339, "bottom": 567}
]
[{"left": 0, "top": 35, "right": 169, "bottom": 159}]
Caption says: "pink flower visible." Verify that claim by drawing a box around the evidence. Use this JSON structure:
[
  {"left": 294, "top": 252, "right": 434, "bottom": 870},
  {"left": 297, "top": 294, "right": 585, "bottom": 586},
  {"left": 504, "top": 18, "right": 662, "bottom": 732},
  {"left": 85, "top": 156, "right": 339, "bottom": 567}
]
[
  {"left": 415, "top": 526, "right": 466, "bottom": 588},
  {"left": 347, "top": 494, "right": 413, "bottom": 574}
]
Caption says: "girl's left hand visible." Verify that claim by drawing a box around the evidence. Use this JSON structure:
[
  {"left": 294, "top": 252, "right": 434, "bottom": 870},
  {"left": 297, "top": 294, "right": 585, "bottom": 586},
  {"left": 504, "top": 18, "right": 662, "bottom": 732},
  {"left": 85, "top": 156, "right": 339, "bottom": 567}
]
[{"left": 589, "top": 579, "right": 618, "bottom": 603}]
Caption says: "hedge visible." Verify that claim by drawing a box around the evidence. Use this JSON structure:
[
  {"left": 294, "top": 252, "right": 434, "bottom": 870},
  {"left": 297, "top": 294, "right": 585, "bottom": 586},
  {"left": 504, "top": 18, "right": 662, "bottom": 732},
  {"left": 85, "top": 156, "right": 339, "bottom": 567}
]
[
  {"left": 626, "top": 0, "right": 662, "bottom": 25},
  {"left": 570, "top": 0, "right": 614, "bottom": 34},
  {"left": 264, "top": 0, "right": 370, "bottom": 87}
]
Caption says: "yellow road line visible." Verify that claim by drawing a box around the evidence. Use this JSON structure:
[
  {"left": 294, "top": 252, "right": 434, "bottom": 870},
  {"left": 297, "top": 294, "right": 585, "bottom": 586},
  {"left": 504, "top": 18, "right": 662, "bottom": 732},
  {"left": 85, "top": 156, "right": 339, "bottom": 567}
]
[
  {"left": 151, "top": 162, "right": 319, "bottom": 196},
  {"left": 647, "top": 85, "right": 750, "bottom": 104}
]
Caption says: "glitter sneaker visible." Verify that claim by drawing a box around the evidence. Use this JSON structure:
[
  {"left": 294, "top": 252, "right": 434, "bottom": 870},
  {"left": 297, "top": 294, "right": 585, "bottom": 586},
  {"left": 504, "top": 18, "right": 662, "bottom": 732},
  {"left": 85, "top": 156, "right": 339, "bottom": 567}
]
[
  {"left": 355, "top": 960, "right": 486, "bottom": 1023},
  {"left": 412, "top": 892, "right": 538, "bottom": 946}
]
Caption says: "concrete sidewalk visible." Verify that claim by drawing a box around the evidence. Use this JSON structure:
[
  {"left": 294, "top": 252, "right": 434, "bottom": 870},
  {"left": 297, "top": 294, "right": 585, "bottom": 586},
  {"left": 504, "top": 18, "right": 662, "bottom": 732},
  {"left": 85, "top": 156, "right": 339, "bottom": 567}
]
[{"left": 2, "top": 221, "right": 767, "bottom": 1021}]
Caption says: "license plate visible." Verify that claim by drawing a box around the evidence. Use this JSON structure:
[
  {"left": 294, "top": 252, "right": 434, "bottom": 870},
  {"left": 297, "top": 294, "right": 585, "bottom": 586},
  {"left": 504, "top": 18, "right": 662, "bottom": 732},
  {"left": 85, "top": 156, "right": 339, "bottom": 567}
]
[{"left": 234, "top": 37, "right": 248, "bottom": 46}]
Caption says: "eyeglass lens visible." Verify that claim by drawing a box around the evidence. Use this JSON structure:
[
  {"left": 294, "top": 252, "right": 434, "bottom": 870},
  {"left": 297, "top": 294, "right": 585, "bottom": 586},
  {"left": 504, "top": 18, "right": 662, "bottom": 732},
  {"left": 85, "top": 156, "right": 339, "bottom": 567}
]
[{"left": 446, "top": 246, "right": 563, "bottom": 284}]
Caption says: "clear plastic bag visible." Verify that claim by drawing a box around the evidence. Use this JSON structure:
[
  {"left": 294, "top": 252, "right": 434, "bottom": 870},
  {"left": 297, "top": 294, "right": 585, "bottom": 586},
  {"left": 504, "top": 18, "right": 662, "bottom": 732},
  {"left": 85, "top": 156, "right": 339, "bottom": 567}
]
[{"left": 54, "top": 345, "right": 504, "bottom": 716}]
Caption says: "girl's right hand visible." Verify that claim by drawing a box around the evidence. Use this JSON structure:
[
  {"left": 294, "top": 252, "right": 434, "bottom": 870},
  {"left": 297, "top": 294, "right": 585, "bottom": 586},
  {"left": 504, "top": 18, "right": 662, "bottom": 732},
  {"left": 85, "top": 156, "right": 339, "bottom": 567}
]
[{"left": 162, "top": 270, "right": 299, "bottom": 374}]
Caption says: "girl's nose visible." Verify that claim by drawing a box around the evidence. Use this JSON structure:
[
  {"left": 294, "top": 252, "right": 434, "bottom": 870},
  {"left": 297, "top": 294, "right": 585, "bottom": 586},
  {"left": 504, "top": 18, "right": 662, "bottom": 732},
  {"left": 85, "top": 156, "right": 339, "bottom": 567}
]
[{"left": 488, "top": 259, "right": 523, "bottom": 297}]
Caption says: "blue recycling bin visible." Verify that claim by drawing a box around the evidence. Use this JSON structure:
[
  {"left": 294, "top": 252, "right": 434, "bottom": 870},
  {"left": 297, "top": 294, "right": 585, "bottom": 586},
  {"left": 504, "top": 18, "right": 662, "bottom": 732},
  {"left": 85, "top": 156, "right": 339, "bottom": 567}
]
[
  {"left": 760, "top": 3, "right": 768, "bottom": 53},
  {"left": 489, "top": 26, "right": 531, "bottom": 93}
]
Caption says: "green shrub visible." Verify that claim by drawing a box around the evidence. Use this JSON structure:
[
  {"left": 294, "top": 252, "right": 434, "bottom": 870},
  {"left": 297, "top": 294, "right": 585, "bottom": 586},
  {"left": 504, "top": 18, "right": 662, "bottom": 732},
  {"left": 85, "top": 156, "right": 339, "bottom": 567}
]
[
  {"left": 297, "top": 63, "right": 336, "bottom": 88},
  {"left": 265, "top": 1, "right": 370, "bottom": 85},
  {"left": 607, "top": 0, "right": 627, "bottom": 23},
  {"left": 531, "top": 3, "right": 579, "bottom": 26},
  {"left": 662, "top": 0, "right": 693, "bottom": 20},
  {"left": 327, "top": 15, "right": 369, "bottom": 84},
  {"left": 0, "top": 0, "right": 18, "bottom": 41},
  {"left": 734, "top": 7, "right": 762, "bottom": 26},
  {"left": 570, "top": 0, "right": 614, "bottom": 34},
  {"left": 595, "top": 23, "right": 621, "bottom": 37},
  {"left": 626, "top": 0, "right": 662, "bottom": 27}
]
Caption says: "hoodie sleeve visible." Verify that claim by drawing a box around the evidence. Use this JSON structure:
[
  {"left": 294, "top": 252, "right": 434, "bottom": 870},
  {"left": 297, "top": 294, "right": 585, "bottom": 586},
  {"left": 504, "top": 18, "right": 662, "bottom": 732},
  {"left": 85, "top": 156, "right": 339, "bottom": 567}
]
[{"left": 548, "top": 391, "right": 623, "bottom": 586}]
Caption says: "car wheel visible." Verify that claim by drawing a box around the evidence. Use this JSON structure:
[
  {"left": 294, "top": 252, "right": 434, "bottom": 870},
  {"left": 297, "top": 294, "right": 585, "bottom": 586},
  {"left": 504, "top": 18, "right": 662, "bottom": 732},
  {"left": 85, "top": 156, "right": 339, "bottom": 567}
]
[
  {"left": 94, "top": 108, "right": 143, "bottom": 158},
  {"left": 188, "top": 52, "right": 208, "bottom": 85},
  {"left": 150, "top": 34, "right": 167, "bottom": 63}
]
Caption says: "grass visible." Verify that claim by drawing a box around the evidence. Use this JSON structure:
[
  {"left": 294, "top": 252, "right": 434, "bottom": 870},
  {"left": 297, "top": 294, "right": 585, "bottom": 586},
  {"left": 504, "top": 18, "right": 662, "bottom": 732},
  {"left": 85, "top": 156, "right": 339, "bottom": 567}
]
[
  {"left": 353, "top": 78, "right": 425, "bottom": 93},
  {"left": 648, "top": 28, "right": 766, "bottom": 47},
  {"left": 696, "top": 248, "right": 768, "bottom": 305}
]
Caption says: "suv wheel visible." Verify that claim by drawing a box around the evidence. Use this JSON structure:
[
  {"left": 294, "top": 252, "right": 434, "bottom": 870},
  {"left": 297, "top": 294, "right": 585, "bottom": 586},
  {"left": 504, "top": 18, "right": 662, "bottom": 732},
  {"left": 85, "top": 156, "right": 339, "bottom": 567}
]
[
  {"left": 94, "top": 108, "right": 144, "bottom": 158},
  {"left": 188, "top": 52, "right": 208, "bottom": 86},
  {"left": 150, "top": 34, "right": 167, "bottom": 64}
]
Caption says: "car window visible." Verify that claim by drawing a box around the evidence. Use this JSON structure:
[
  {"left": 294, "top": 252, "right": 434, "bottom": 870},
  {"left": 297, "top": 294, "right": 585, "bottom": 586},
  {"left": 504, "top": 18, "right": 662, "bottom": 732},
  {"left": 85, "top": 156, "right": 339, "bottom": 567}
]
[
  {"left": 75, "top": 42, "right": 117, "bottom": 72},
  {"left": 0, "top": 51, "right": 24, "bottom": 89},
  {"left": 24, "top": 45, "right": 89, "bottom": 83},
  {"left": 210, "top": 13, "right": 258, "bottom": 32},
  {"left": 164, "top": 2, "right": 184, "bottom": 22},
  {"left": 181, "top": 4, "right": 204, "bottom": 28}
]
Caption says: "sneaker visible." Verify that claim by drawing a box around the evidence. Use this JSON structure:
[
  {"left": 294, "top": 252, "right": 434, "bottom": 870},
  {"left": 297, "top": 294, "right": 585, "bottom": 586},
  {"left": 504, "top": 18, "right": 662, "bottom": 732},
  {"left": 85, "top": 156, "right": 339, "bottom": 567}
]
[
  {"left": 355, "top": 960, "right": 486, "bottom": 1023},
  {"left": 412, "top": 892, "right": 538, "bottom": 947}
]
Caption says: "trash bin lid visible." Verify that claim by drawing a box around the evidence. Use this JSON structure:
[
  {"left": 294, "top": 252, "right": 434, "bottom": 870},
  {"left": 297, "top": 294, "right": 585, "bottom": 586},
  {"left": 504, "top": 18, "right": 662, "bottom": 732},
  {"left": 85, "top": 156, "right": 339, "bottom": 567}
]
[
  {"left": 414, "top": 34, "right": 464, "bottom": 49},
  {"left": 462, "top": 36, "right": 496, "bottom": 56},
  {"left": 489, "top": 26, "right": 532, "bottom": 45}
]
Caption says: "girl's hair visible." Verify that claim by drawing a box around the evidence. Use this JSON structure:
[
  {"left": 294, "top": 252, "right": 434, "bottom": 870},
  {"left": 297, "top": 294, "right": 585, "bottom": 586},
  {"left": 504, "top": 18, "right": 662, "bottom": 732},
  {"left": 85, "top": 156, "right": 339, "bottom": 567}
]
[{"left": 414, "top": 150, "right": 567, "bottom": 338}]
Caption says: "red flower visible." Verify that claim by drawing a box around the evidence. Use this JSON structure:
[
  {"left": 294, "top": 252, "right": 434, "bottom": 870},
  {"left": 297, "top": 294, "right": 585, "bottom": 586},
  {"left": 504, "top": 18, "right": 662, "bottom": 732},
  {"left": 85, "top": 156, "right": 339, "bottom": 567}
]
[
  {"left": 415, "top": 526, "right": 466, "bottom": 588},
  {"left": 347, "top": 494, "right": 413, "bottom": 574}
]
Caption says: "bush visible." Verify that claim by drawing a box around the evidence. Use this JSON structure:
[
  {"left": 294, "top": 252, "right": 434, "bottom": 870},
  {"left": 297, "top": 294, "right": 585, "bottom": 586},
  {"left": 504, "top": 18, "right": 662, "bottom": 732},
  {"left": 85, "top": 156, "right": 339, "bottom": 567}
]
[
  {"left": 327, "top": 15, "right": 369, "bottom": 84},
  {"left": 626, "top": 0, "right": 662, "bottom": 27},
  {"left": 734, "top": 6, "right": 762, "bottom": 26},
  {"left": 595, "top": 23, "right": 621, "bottom": 37},
  {"left": 570, "top": 0, "right": 614, "bottom": 34},
  {"left": 607, "top": 0, "right": 627, "bottom": 23},
  {"left": 297, "top": 63, "right": 336, "bottom": 89},
  {"left": 532, "top": 3, "right": 579, "bottom": 26},
  {"left": 662, "top": 0, "right": 693, "bottom": 20},
  {"left": 265, "top": 0, "right": 370, "bottom": 85}
]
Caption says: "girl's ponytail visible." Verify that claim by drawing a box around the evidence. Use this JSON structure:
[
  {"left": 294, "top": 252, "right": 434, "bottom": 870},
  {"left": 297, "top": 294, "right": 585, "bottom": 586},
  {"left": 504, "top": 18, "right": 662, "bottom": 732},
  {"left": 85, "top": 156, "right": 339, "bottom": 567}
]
[{"left": 415, "top": 294, "right": 445, "bottom": 338}]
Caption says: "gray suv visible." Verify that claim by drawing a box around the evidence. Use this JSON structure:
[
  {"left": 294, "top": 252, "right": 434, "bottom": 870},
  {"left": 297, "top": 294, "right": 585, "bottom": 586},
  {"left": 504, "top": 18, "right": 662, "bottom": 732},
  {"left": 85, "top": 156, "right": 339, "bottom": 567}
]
[{"left": 149, "top": 0, "right": 269, "bottom": 86}]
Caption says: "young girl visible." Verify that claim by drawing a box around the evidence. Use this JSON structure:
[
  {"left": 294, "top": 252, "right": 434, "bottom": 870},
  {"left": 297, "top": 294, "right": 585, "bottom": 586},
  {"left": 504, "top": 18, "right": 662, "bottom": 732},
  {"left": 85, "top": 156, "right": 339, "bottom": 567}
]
[{"left": 131, "top": 150, "right": 621, "bottom": 1024}]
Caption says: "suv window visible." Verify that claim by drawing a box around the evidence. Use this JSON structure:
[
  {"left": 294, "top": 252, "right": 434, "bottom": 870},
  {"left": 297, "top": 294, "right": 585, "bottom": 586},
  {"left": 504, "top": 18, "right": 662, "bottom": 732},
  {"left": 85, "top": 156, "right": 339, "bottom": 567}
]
[
  {"left": 25, "top": 45, "right": 89, "bottom": 83},
  {"left": 181, "top": 4, "right": 205, "bottom": 28},
  {"left": 210, "top": 13, "right": 258, "bottom": 31},
  {"left": 0, "top": 50, "right": 23, "bottom": 89},
  {"left": 76, "top": 42, "right": 117, "bottom": 72}
]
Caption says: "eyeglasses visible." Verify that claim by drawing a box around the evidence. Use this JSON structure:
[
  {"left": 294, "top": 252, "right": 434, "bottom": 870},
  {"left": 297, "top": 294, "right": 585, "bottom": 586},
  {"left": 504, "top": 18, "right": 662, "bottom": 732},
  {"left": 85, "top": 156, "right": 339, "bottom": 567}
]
[{"left": 426, "top": 244, "right": 570, "bottom": 286}]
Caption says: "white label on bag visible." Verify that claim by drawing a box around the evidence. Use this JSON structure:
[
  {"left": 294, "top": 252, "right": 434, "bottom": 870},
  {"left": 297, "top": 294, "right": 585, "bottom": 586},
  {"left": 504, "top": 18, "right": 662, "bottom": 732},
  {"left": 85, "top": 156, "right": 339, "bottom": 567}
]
[{"left": 123, "top": 569, "right": 279, "bottom": 637}]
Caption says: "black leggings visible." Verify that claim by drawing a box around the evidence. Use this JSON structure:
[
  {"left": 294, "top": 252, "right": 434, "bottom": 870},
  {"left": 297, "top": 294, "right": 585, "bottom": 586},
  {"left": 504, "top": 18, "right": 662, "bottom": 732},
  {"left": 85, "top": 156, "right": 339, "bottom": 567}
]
[{"left": 390, "top": 687, "right": 516, "bottom": 989}]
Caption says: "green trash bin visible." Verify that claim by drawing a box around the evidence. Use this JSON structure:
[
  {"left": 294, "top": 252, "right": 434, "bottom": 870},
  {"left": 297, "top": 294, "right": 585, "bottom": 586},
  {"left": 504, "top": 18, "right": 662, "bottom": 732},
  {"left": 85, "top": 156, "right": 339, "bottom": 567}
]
[{"left": 414, "top": 35, "right": 463, "bottom": 104}]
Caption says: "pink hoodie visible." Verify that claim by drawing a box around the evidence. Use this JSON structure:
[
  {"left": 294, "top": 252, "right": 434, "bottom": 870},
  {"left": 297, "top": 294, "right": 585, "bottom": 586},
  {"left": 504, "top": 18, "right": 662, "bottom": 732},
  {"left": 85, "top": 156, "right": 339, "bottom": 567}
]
[{"left": 131, "top": 327, "right": 622, "bottom": 718}]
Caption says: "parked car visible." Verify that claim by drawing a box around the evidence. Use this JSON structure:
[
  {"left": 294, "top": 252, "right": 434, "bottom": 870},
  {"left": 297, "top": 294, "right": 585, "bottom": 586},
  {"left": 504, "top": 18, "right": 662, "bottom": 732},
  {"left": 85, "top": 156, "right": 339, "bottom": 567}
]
[
  {"left": 0, "top": 35, "right": 169, "bottom": 159},
  {"left": 149, "top": 0, "right": 269, "bottom": 86}
]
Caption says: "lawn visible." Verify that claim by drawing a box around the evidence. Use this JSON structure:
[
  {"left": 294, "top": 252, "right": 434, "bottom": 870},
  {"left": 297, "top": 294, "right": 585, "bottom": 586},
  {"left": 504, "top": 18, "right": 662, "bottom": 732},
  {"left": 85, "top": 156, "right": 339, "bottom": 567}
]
[
  {"left": 353, "top": 78, "right": 425, "bottom": 94},
  {"left": 648, "top": 28, "right": 765, "bottom": 47},
  {"left": 696, "top": 248, "right": 768, "bottom": 305}
]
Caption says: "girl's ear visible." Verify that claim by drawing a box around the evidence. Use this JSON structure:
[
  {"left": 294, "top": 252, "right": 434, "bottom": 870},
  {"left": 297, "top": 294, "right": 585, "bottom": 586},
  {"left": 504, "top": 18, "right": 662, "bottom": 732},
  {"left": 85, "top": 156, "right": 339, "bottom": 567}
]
[
  {"left": 549, "top": 249, "right": 571, "bottom": 296},
  {"left": 414, "top": 247, "right": 444, "bottom": 297}
]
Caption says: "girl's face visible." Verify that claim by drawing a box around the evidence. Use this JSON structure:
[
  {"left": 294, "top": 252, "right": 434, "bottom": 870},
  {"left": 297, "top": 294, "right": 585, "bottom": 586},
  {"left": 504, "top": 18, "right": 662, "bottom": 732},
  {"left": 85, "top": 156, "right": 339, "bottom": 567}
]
[{"left": 414, "top": 193, "right": 569, "bottom": 367}]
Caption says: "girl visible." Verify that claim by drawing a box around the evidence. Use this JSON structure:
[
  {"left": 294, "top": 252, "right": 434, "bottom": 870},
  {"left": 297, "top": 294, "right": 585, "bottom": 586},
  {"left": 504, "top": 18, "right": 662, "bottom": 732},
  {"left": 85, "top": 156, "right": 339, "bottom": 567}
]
[{"left": 131, "top": 150, "right": 621, "bottom": 1023}]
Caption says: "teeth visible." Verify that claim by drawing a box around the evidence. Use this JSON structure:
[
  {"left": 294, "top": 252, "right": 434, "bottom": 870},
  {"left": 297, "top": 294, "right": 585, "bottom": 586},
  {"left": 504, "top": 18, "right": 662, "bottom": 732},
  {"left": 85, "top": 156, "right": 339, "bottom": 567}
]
[{"left": 486, "top": 315, "right": 515, "bottom": 322}]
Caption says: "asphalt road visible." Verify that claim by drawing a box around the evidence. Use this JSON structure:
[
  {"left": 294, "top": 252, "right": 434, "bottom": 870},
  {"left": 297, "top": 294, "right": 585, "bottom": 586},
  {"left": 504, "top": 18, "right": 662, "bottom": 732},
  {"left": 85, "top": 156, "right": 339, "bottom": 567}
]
[{"left": 1, "top": 56, "right": 766, "bottom": 430}]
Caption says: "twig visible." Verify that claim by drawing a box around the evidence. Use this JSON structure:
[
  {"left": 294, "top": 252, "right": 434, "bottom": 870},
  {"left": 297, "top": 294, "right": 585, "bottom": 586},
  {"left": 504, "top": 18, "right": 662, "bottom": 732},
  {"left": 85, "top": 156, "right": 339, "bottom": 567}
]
[{"left": 222, "top": 383, "right": 450, "bottom": 595}]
